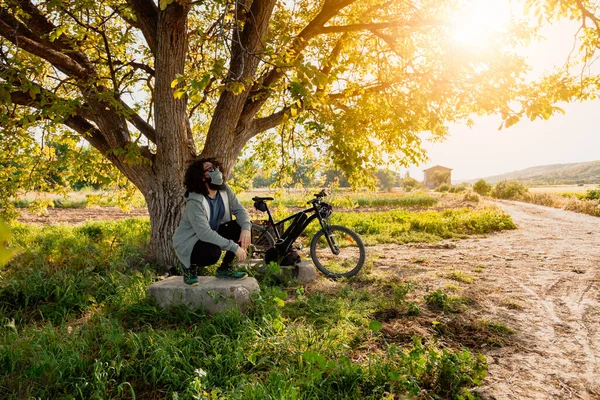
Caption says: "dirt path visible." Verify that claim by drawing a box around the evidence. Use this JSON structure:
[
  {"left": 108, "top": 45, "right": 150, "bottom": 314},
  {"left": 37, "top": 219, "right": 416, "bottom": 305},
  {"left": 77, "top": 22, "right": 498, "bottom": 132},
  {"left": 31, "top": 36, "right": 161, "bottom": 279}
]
[{"left": 370, "top": 200, "right": 600, "bottom": 399}]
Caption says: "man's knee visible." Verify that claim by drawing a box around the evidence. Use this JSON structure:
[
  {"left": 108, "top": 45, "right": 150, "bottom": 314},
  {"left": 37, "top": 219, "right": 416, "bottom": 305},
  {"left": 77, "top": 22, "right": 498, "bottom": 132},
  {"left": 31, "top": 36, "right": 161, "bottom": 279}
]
[
  {"left": 204, "top": 246, "right": 222, "bottom": 265},
  {"left": 191, "top": 242, "right": 222, "bottom": 267}
]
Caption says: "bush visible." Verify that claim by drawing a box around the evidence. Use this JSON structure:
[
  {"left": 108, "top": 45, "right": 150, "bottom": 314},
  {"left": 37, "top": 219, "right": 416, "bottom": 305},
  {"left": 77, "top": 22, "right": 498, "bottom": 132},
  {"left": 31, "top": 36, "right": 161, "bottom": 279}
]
[
  {"left": 448, "top": 184, "right": 467, "bottom": 193},
  {"left": 583, "top": 187, "right": 600, "bottom": 200},
  {"left": 491, "top": 180, "right": 528, "bottom": 200},
  {"left": 463, "top": 190, "right": 480, "bottom": 202},
  {"left": 435, "top": 184, "right": 450, "bottom": 192},
  {"left": 472, "top": 179, "right": 492, "bottom": 196}
]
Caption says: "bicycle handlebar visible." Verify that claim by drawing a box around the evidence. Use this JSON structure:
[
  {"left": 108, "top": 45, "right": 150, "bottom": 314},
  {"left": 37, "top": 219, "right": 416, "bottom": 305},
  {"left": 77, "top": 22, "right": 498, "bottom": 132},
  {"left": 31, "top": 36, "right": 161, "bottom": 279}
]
[{"left": 307, "top": 189, "right": 328, "bottom": 205}]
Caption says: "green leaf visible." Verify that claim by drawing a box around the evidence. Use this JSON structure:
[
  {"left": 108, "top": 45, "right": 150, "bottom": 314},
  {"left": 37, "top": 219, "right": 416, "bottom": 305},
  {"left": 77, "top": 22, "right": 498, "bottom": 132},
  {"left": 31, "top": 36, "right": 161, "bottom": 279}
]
[{"left": 369, "top": 320, "right": 383, "bottom": 333}]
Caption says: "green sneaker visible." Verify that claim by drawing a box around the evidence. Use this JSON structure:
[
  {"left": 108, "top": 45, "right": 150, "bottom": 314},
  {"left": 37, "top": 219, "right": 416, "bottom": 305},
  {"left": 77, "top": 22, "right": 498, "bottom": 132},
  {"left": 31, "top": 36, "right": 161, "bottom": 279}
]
[
  {"left": 183, "top": 265, "right": 199, "bottom": 285},
  {"left": 216, "top": 269, "right": 247, "bottom": 279}
]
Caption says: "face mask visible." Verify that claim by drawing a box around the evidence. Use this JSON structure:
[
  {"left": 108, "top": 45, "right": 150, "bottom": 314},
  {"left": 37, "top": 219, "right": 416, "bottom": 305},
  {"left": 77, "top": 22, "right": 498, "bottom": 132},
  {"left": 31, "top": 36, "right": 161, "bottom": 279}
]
[{"left": 208, "top": 168, "right": 223, "bottom": 185}]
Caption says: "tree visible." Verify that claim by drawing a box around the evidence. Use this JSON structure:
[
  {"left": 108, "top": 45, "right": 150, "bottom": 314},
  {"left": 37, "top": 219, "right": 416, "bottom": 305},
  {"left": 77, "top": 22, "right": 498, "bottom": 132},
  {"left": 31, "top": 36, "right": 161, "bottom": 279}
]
[
  {"left": 429, "top": 170, "right": 451, "bottom": 187},
  {"left": 400, "top": 176, "right": 421, "bottom": 192},
  {"left": 375, "top": 169, "right": 398, "bottom": 191},
  {"left": 493, "top": 0, "right": 600, "bottom": 130},
  {"left": 0, "top": 0, "right": 529, "bottom": 266}
]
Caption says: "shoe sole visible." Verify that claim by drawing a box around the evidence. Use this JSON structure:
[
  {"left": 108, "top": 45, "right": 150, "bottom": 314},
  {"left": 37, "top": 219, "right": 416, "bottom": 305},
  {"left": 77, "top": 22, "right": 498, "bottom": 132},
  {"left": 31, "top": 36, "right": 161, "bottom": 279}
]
[{"left": 216, "top": 275, "right": 248, "bottom": 280}]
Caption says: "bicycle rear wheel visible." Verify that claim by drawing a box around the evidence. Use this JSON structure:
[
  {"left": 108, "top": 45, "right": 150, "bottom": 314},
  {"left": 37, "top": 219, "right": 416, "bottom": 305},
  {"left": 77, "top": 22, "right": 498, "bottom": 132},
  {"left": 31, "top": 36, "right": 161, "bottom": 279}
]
[
  {"left": 250, "top": 223, "right": 275, "bottom": 259},
  {"left": 310, "top": 225, "right": 365, "bottom": 278}
]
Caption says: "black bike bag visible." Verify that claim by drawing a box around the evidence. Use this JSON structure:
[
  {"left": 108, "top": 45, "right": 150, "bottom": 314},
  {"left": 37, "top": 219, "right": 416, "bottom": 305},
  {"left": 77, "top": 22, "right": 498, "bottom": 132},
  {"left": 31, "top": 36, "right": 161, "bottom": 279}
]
[{"left": 276, "top": 212, "right": 308, "bottom": 253}]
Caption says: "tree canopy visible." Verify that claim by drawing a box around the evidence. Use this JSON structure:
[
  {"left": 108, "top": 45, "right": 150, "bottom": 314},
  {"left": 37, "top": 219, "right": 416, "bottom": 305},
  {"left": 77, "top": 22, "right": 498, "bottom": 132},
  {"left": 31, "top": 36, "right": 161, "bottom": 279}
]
[{"left": 0, "top": 0, "right": 536, "bottom": 264}]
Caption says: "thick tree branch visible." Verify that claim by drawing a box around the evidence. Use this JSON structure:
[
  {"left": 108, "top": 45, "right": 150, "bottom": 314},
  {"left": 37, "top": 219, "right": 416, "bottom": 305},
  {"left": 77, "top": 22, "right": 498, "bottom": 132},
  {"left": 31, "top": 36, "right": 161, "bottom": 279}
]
[
  {"left": 246, "top": 107, "right": 290, "bottom": 139},
  {"left": 319, "top": 19, "right": 441, "bottom": 34},
  {"left": 0, "top": 9, "right": 89, "bottom": 77},
  {"left": 12, "top": 0, "right": 94, "bottom": 70},
  {"left": 126, "top": 0, "right": 159, "bottom": 55},
  {"left": 237, "top": 0, "right": 356, "bottom": 130},
  {"left": 118, "top": 98, "right": 156, "bottom": 143},
  {"left": 328, "top": 77, "right": 405, "bottom": 100},
  {"left": 9, "top": 90, "right": 112, "bottom": 154}
]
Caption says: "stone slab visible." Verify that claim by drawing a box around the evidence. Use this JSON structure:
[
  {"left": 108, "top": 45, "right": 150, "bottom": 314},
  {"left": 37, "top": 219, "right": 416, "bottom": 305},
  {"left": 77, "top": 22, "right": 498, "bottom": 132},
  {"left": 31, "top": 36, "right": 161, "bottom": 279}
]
[
  {"left": 252, "top": 259, "right": 319, "bottom": 284},
  {"left": 148, "top": 276, "right": 260, "bottom": 314}
]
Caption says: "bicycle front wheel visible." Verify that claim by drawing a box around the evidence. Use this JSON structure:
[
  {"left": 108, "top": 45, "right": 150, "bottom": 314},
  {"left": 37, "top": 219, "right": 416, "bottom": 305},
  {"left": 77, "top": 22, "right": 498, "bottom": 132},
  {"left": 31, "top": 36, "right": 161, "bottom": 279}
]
[
  {"left": 250, "top": 223, "right": 276, "bottom": 260},
  {"left": 310, "top": 225, "right": 365, "bottom": 278}
]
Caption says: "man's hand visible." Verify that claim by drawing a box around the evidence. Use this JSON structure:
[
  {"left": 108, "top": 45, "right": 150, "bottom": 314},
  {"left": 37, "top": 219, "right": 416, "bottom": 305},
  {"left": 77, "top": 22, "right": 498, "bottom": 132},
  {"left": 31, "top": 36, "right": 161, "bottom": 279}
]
[
  {"left": 239, "top": 229, "right": 251, "bottom": 250},
  {"left": 235, "top": 246, "right": 247, "bottom": 263}
]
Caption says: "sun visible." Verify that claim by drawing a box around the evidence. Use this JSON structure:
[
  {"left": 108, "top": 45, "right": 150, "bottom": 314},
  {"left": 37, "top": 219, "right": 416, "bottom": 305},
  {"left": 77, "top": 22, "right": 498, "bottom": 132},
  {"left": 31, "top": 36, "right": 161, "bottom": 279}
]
[{"left": 451, "top": 0, "right": 515, "bottom": 49}]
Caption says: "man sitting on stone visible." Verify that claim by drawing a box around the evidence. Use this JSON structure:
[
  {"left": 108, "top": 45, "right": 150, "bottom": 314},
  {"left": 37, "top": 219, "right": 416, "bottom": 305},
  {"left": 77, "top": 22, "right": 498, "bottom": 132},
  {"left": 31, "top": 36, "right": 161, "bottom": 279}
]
[{"left": 173, "top": 157, "right": 251, "bottom": 284}]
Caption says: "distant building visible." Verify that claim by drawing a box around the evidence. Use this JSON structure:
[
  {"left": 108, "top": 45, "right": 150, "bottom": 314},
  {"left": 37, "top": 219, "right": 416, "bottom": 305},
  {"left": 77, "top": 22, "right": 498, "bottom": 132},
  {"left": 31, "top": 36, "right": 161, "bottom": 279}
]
[{"left": 423, "top": 165, "right": 452, "bottom": 188}]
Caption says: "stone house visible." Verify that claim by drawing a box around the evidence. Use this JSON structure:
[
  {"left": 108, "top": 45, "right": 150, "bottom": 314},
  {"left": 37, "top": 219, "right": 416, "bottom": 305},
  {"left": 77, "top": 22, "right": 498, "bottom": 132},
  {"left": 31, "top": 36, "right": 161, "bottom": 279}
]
[{"left": 423, "top": 165, "right": 452, "bottom": 188}]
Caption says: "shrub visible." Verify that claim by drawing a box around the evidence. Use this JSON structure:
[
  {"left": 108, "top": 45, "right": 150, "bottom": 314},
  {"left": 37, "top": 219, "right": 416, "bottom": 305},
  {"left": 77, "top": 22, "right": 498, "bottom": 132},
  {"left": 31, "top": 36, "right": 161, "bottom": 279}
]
[
  {"left": 463, "top": 190, "right": 480, "bottom": 203},
  {"left": 583, "top": 187, "right": 600, "bottom": 200},
  {"left": 448, "top": 184, "right": 467, "bottom": 193},
  {"left": 435, "top": 184, "right": 450, "bottom": 192},
  {"left": 472, "top": 179, "right": 492, "bottom": 196},
  {"left": 491, "top": 180, "right": 528, "bottom": 200}
]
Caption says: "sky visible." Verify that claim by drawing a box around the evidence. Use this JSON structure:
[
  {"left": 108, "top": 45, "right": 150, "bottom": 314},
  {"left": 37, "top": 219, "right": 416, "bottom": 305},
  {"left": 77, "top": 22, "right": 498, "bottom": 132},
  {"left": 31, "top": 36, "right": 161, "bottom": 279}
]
[{"left": 404, "top": 1, "right": 600, "bottom": 182}]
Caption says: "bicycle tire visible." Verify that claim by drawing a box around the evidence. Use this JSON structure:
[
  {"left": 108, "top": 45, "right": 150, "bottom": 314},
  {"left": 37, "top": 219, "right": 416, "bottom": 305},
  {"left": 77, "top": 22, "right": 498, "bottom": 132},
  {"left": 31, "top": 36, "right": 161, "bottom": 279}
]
[
  {"left": 250, "top": 223, "right": 276, "bottom": 259},
  {"left": 310, "top": 225, "right": 365, "bottom": 278}
]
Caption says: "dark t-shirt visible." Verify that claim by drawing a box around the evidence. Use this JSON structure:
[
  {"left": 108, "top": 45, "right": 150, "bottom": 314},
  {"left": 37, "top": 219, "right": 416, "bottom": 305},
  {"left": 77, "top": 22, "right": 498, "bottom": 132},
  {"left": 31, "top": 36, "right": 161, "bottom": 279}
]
[{"left": 204, "top": 192, "right": 225, "bottom": 231}]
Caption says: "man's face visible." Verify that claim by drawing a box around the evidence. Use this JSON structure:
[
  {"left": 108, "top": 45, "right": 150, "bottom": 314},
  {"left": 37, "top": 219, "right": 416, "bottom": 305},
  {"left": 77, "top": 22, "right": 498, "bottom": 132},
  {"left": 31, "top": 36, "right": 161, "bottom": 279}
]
[{"left": 202, "top": 162, "right": 215, "bottom": 182}]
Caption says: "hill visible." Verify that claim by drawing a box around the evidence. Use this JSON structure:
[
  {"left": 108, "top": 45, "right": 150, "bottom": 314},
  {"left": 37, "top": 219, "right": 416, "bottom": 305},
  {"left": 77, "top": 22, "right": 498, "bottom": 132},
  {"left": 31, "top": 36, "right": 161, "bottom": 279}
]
[{"left": 475, "top": 161, "right": 600, "bottom": 185}]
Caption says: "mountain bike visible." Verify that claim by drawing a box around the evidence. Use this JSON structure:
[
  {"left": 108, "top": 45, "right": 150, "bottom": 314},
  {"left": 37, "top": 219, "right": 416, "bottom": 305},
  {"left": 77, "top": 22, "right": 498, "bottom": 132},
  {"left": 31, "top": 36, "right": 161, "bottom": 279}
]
[{"left": 250, "top": 190, "right": 366, "bottom": 278}]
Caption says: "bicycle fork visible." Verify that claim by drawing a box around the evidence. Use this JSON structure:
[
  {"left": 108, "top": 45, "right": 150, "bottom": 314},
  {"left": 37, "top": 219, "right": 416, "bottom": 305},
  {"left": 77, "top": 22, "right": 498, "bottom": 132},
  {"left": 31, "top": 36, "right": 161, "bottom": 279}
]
[{"left": 319, "top": 220, "right": 340, "bottom": 255}]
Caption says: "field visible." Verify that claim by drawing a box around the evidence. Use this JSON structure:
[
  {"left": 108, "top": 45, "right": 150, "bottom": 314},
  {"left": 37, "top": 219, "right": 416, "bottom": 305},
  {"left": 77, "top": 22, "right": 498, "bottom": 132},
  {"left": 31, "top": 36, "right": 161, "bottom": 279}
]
[{"left": 2, "top": 191, "right": 598, "bottom": 398}]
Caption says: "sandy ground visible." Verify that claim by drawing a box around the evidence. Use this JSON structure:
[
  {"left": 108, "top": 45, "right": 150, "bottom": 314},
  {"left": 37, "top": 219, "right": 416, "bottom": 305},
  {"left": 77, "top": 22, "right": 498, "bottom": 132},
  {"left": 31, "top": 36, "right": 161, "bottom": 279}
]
[
  {"left": 368, "top": 200, "right": 600, "bottom": 399},
  {"left": 17, "top": 200, "right": 600, "bottom": 398}
]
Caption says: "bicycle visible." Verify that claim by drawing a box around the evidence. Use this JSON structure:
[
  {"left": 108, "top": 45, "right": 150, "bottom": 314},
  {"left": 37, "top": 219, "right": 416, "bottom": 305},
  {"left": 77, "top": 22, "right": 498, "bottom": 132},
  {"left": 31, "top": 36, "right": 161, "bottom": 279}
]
[{"left": 250, "top": 189, "right": 366, "bottom": 278}]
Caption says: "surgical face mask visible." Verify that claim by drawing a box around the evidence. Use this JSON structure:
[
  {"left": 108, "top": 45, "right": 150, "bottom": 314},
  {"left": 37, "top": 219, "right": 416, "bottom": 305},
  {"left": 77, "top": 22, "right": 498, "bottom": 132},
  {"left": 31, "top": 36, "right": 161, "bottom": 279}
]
[{"left": 207, "top": 167, "right": 223, "bottom": 185}]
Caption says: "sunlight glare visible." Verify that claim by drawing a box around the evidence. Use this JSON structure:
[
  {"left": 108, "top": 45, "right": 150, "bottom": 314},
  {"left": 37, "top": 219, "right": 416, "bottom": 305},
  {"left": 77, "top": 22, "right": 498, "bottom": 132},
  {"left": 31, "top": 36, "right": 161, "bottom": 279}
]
[{"left": 451, "top": 0, "right": 514, "bottom": 49}]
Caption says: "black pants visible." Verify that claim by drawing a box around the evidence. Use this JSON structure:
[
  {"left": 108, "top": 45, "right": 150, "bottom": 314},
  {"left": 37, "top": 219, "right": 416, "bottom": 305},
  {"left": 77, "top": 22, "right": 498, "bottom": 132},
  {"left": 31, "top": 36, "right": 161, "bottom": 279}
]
[{"left": 190, "top": 221, "right": 241, "bottom": 270}]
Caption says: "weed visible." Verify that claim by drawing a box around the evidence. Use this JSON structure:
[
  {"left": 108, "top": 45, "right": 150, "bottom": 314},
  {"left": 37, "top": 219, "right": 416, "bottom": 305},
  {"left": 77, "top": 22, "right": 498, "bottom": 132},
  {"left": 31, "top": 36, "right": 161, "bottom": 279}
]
[
  {"left": 473, "top": 264, "right": 486, "bottom": 273},
  {"left": 433, "top": 318, "right": 515, "bottom": 348},
  {"left": 424, "top": 290, "right": 473, "bottom": 313},
  {"left": 447, "top": 270, "right": 474, "bottom": 284}
]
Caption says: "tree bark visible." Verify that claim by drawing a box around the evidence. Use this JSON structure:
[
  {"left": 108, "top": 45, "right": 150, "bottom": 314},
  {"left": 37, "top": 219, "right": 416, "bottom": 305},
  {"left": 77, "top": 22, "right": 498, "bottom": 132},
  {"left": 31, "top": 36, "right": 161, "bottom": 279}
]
[{"left": 146, "top": 1, "right": 193, "bottom": 267}]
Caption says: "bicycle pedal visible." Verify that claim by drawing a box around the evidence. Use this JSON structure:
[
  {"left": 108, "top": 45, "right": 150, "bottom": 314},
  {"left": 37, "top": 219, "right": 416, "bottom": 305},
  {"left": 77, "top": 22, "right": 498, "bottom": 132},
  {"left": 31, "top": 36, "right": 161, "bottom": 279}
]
[{"left": 293, "top": 244, "right": 303, "bottom": 251}]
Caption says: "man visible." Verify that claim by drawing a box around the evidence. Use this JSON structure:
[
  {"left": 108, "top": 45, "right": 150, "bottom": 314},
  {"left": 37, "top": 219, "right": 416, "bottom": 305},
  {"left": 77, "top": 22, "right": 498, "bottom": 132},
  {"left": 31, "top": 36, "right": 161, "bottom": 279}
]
[{"left": 173, "top": 158, "right": 251, "bottom": 284}]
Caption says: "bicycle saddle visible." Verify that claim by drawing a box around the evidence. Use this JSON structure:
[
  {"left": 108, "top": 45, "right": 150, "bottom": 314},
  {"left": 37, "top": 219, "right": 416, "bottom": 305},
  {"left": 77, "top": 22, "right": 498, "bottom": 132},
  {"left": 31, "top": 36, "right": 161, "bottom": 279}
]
[{"left": 252, "top": 196, "right": 274, "bottom": 201}]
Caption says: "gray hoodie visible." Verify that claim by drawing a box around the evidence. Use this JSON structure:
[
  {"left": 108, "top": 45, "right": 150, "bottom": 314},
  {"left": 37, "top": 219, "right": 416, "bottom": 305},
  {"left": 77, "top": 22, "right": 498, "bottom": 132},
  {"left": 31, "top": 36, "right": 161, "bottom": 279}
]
[{"left": 172, "top": 185, "right": 251, "bottom": 268}]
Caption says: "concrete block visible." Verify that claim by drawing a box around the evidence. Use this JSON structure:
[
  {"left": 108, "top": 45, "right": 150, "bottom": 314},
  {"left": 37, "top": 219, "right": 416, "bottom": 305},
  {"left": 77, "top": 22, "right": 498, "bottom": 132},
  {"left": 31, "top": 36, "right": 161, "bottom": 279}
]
[
  {"left": 253, "top": 259, "right": 319, "bottom": 285},
  {"left": 148, "top": 276, "right": 260, "bottom": 314},
  {"left": 296, "top": 260, "right": 318, "bottom": 284}
]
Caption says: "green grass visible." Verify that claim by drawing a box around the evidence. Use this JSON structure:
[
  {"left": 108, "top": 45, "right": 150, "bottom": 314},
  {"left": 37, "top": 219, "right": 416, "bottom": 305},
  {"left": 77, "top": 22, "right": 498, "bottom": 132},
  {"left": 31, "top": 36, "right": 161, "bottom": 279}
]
[
  {"left": 295, "top": 206, "right": 516, "bottom": 246},
  {"left": 238, "top": 191, "right": 439, "bottom": 209},
  {"left": 1, "top": 219, "right": 493, "bottom": 399}
]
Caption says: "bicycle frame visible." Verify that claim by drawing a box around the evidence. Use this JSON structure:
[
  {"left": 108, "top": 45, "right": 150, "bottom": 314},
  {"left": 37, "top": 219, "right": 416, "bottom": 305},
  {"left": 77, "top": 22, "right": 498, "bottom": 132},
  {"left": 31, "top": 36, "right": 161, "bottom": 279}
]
[{"left": 257, "top": 198, "right": 332, "bottom": 255}]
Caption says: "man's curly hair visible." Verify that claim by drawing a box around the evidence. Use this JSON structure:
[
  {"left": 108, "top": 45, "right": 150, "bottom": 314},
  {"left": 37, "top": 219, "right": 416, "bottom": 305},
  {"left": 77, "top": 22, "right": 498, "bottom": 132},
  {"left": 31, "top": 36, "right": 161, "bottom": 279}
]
[{"left": 184, "top": 157, "right": 222, "bottom": 195}]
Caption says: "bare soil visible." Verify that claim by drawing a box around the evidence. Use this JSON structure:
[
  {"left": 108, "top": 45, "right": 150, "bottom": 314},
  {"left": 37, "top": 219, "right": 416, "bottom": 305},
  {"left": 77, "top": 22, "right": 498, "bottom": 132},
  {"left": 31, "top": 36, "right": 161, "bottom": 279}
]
[
  {"left": 16, "top": 200, "right": 600, "bottom": 398},
  {"left": 366, "top": 200, "right": 600, "bottom": 399},
  {"left": 17, "top": 207, "right": 149, "bottom": 225}
]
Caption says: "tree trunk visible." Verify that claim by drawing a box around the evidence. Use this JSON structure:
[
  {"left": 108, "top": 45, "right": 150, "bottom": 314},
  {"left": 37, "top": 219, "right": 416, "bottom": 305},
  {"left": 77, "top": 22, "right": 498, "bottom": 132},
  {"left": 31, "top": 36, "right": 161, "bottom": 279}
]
[
  {"left": 146, "top": 1, "right": 193, "bottom": 268},
  {"left": 145, "top": 177, "right": 185, "bottom": 268}
]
